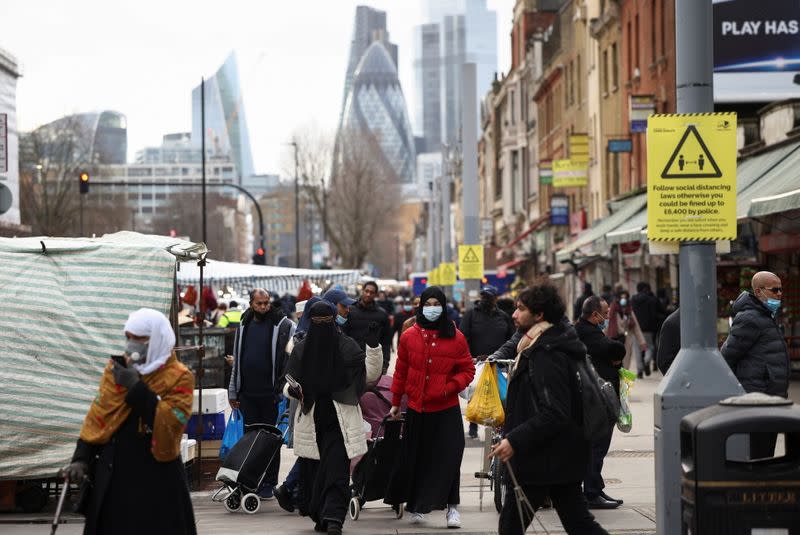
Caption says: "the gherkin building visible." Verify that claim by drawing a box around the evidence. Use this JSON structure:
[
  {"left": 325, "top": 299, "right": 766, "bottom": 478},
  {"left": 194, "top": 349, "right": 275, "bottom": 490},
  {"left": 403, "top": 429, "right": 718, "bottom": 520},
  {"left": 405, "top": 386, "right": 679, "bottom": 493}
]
[{"left": 341, "top": 41, "right": 416, "bottom": 186}]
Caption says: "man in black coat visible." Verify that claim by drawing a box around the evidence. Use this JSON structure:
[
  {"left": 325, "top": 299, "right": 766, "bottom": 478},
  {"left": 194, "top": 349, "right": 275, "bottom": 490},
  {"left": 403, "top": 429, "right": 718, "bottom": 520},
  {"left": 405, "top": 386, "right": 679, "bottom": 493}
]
[
  {"left": 344, "top": 280, "right": 392, "bottom": 373},
  {"left": 460, "top": 285, "right": 515, "bottom": 438},
  {"left": 656, "top": 308, "right": 680, "bottom": 374},
  {"left": 631, "top": 282, "right": 662, "bottom": 377},
  {"left": 722, "top": 271, "right": 789, "bottom": 458},
  {"left": 228, "top": 288, "right": 296, "bottom": 498},
  {"left": 491, "top": 285, "right": 608, "bottom": 535},
  {"left": 575, "top": 296, "right": 626, "bottom": 509},
  {"left": 573, "top": 282, "right": 594, "bottom": 322}
]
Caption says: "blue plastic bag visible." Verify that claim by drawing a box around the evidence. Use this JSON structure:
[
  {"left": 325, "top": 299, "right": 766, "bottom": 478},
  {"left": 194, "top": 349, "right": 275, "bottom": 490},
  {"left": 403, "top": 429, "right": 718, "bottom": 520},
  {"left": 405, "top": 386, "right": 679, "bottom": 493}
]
[
  {"left": 496, "top": 366, "right": 508, "bottom": 403},
  {"left": 219, "top": 409, "right": 244, "bottom": 460},
  {"left": 276, "top": 397, "right": 290, "bottom": 445}
]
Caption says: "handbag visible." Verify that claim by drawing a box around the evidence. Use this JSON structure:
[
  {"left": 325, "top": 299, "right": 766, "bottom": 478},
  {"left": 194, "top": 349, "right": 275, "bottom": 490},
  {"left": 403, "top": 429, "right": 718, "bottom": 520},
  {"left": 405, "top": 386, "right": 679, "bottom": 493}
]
[{"left": 219, "top": 409, "right": 244, "bottom": 460}]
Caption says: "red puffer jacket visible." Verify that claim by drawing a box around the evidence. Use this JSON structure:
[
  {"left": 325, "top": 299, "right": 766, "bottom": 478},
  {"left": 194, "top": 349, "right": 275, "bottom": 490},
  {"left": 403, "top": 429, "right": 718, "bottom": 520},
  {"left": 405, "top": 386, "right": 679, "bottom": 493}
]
[{"left": 391, "top": 323, "right": 475, "bottom": 413}]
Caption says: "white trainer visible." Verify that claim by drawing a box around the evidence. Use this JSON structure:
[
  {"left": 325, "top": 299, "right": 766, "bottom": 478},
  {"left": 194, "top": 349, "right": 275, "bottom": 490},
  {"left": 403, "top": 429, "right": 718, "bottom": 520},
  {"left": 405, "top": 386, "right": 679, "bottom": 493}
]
[
  {"left": 409, "top": 512, "right": 425, "bottom": 524},
  {"left": 446, "top": 506, "right": 461, "bottom": 529}
]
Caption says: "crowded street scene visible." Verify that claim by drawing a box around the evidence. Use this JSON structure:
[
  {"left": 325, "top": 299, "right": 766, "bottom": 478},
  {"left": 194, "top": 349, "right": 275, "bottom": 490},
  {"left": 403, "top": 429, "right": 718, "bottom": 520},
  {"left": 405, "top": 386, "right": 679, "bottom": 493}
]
[{"left": 1, "top": 1, "right": 800, "bottom": 534}]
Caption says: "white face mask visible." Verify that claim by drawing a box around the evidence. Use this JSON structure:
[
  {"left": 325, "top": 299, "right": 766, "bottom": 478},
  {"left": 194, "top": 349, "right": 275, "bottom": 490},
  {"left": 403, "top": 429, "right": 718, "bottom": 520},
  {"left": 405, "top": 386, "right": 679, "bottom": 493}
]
[{"left": 422, "top": 306, "right": 443, "bottom": 321}]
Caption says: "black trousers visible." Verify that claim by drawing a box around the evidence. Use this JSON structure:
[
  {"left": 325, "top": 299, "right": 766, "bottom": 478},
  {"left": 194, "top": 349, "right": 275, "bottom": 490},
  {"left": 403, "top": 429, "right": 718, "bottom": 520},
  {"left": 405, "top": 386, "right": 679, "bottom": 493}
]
[
  {"left": 238, "top": 394, "right": 280, "bottom": 487},
  {"left": 583, "top": 425, "right": 614, "bottom": 498},
  {"left": 308, "top": 397, "right": 350, "bottom": 528},
  {"left": 498, "top": 481, "right": 608, "bottom": 535}
]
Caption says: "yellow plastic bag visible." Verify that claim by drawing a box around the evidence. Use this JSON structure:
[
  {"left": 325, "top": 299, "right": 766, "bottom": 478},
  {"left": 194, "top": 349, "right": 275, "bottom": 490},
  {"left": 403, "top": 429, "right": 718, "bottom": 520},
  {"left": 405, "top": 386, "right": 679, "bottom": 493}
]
[{"left": 466, "top": 363, "right": 504, "bottom": 426}]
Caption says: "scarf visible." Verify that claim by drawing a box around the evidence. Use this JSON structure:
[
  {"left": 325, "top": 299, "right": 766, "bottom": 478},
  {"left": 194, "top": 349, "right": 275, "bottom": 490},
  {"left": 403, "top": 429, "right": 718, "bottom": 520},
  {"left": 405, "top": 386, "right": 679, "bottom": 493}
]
[
  {"left": 124, "top": 308, "right": 176, "bottom": 376},
  {"left": 513, "top": 321, "right": 553, "bottom": 373},
  {"left": 79, "top": 354, "right": 193, "bottom": 462}
]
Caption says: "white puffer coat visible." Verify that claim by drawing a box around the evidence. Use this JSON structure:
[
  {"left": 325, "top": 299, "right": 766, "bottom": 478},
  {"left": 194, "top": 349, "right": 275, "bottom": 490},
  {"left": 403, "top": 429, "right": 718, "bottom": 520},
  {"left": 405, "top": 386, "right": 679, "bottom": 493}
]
[{"left": 283, "top": 344, "right": 383, "bottom": 460}]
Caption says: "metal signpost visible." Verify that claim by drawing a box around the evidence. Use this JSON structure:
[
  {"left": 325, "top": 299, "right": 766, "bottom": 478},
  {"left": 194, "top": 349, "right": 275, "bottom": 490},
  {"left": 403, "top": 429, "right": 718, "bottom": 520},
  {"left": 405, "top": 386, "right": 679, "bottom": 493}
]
[
  {"left": 652, "top": 2, "right": 745, "bottom": 534},
  {"left": 460, "top": 63, "right": 481, "bottom": 310}
]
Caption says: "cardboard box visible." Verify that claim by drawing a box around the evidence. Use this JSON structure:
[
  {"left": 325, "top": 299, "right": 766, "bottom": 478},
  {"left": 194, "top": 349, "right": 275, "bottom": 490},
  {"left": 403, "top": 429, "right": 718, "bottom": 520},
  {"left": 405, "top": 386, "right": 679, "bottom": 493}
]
[{"left": 192, "top": 388, "right": 228, "bottom": 414}]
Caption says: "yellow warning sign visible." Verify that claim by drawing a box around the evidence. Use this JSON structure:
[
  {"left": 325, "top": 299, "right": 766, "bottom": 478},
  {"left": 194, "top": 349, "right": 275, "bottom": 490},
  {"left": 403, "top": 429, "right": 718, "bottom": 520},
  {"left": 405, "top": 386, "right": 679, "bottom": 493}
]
[
  {"left": 458, "top": 245, "right": 484, "bottom": 280},
  {"left": 439, "top": 263, "right": 457, "bottom": 286},
  {"left": 427, "top": 266, "right": 440, "bottom": 286},
  {"left": 647, "top": 113, "right": 737, "bottom": 241}
]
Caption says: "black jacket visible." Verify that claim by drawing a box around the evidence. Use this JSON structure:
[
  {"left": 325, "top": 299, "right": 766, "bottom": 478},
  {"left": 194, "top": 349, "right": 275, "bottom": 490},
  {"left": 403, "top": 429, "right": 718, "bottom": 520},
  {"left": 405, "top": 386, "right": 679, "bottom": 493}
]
[
  {"left": 656, "top": 308, "right": 680, "bottom": 374},
  {"left": 229, "top": 308, "right": 296, "bottom": 401},
  {"left": 631, "top": 291, "right": 662, "bottom": 333},
  {"left": 721, "top": 292, "right": 790, "bottom": 397},
  {"left": 459, "top": 303, "right": 515, "bottom": 357},
  {"left": 72, "top": 383, "right": 196, "bottom": 534},
  {"left": 575, "top": 318, "right": 626, "bottom": 391},
  {"left": 503, "top": 321, "right": 590, "bottom": 486},
  {"left": 393, "top": 310, "right": 414, "bottom": 339},
  {"left": 344, "top": 300, "right": 392, "bottom": 372}
]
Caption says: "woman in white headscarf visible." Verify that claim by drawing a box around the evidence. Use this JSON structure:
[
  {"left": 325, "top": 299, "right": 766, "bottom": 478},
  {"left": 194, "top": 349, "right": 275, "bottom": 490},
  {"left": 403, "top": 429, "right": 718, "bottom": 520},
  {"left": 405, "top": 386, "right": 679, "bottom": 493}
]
[{"left": 61, "top": 308, "right": 197, "bottom": 535}]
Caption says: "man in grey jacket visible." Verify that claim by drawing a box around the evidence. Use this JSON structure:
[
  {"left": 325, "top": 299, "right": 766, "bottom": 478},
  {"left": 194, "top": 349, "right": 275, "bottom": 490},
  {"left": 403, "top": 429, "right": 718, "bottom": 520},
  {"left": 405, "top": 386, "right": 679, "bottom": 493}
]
[
  {"left": 721, "top": 271, "right": 789, "bottom": 459},
  {"left": 228, "top": 288, "right": 296, "bottom": 498}
]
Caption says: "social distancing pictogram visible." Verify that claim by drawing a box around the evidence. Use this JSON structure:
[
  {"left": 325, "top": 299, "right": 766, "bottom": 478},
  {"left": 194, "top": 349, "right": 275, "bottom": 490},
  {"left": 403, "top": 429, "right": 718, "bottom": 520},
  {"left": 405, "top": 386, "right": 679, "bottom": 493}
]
[{"left": 661, "top": 125, "right": 722, "bottom": 179}]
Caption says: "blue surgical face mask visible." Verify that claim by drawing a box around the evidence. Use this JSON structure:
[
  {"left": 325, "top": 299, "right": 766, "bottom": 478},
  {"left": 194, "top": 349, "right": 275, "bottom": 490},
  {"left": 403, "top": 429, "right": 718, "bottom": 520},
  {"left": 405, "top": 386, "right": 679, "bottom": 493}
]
[
  {"left": 422, "top": 306, "right": 443, "bottom": 321},
  {"left": 336, "top": 314, "right": 348, "bottom": 326},
  {"left": 619, "top": 298, "right": 628, "bottom": 307},
  {"left": 404, "top": 305, "right": 413, "bottom": 312},
  {"left": 765, "top": 298, "right": 781, "bottom": 314},
  {"left": 599, "top": 319, "right": 609, "bottom": 331}
]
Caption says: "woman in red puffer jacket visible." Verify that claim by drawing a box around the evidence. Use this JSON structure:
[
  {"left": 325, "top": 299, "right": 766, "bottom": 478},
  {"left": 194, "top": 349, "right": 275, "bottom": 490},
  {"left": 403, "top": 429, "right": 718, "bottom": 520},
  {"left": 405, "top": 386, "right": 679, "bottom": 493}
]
[{"left": 386, "top": 286, "right": 475, "bottom": 529}]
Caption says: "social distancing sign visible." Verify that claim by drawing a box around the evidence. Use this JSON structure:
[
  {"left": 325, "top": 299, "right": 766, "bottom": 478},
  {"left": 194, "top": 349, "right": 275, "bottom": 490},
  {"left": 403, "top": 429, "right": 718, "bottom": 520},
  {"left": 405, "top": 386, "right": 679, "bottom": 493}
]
[
  {"left": 458, "top": 245, "right": 484, "bottom": 280},
  {"left": 647, "top": 113, "right": 737, "bottom": 241},
  {"left": 439, "top": 263, "right": 457, "bottom": 286}
]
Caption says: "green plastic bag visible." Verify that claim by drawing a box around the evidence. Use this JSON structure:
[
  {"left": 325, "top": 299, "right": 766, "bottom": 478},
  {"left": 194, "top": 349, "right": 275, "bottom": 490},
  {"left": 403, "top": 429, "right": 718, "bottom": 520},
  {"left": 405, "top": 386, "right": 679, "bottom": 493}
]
[{"left": 617, "top": 368, "right": 636, "bottom": 433}]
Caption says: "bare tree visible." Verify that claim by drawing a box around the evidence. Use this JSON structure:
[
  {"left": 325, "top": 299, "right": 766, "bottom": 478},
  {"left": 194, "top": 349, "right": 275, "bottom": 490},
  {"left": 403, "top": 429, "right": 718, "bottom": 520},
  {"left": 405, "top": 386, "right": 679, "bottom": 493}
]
[
  {"left": 19, "top": 115, "right": 95, "bottom": 236},
  {"left": 291, "top": 126, "right": 400, "bottom": 270}
]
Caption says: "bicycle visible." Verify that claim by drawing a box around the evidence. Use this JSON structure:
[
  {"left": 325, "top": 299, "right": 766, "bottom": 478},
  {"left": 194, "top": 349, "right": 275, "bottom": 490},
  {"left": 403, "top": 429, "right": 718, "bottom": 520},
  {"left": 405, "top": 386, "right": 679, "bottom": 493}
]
[{"left": 472, "top": 357, "right": 513, "bottom": 513}]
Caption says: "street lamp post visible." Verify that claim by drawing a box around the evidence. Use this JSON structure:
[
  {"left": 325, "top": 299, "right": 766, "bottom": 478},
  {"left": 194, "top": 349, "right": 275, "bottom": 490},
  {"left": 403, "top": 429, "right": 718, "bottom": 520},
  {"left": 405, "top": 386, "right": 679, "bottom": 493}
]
[{"left": 290, "top": 140, "right": 300, "bottom": 268}]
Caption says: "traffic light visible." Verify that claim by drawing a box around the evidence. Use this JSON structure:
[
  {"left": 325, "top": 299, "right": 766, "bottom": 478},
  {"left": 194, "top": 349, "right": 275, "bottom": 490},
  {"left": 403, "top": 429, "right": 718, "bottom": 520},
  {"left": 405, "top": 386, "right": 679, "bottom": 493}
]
[
  {"left": 252, "top": 247, "right": 266, "bottom": 265},
  {"left": 79, "top": 171, "right": 90, "bottom": 194}
]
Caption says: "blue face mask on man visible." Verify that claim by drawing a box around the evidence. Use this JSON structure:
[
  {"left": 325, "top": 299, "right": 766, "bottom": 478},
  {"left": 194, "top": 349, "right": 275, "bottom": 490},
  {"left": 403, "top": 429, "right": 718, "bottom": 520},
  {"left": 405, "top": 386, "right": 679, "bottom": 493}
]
[
  {"left": 599, "top": 319, "right": 609, "bottom": 331},
  {"left": 422, "top": 306, "right": 443, "bottom": 321},
  {"left": 765, "top": 298, "right": 781, "bottom": 314},
  {"left": 404, "top": 305, "right": 413, "bottom": 312},
  {"left": 336, "top": 314, "right": 348, "bottom": 326}
]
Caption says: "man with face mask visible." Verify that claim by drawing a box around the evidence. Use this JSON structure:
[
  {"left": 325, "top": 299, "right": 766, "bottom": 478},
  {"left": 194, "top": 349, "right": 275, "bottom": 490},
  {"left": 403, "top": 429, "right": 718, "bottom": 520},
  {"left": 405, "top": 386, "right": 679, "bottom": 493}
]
[
  {"left": 228, "top": 288, "right": 296, "bottom": 499},
  {"left": 575, "top": 296, "right": 626, "bottom": 509},
  {"left": 722, "top": 271, "right": 790, "bottom": 459}
]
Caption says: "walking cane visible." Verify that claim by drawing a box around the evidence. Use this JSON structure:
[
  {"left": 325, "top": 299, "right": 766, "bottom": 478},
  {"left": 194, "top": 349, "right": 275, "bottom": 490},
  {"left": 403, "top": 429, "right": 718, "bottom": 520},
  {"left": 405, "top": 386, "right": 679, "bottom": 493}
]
[
  {"left": 503, "top": 461, "right": 536, "bottom": 534},
  {"left": 50, "top": 475, "right": 70, "bottom": 535}
]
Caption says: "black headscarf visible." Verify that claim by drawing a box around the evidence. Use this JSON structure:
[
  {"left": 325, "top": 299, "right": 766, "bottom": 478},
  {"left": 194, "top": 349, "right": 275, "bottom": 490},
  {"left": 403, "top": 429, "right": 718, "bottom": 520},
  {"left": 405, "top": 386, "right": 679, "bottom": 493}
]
[
  {"left": 416, "top": 286, "right": 456, "bottom": 338},
  {"left": 298, "top": 301, "right": 348, "bottom": 413}
]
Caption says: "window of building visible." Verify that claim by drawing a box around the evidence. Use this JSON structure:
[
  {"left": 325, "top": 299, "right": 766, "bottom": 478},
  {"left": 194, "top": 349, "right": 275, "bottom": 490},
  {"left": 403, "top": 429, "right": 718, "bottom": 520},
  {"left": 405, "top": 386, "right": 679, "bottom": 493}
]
[
  {"left": 603, "top": 49, "right": 609, "bottom": 94},
  {"left": 510, "top": 90, "right": 516, "bottom": 125},
  {"left": 142, "top": 207, "right": 153, "bottom": 214},
  {"left": 612, "top": 43, "right": 619, "bottom": 89},
  {"left": 128, "top": 193, "right": 138, "bottom": 201},
  {"left": 627, "top": 21, "right": 632, "bottom": 78},
  {"left": 142, "top": 193, "right": 153, "bottom": 200},
  {"left": 660, "top": 0, "right": 667, "bottom": 57},
  {"left": 155, "top": 192, "right": 166, "bottom": 200},
  {"left": 576, "top": 55, "right": 582, "bottom": 105},
  {"left": 635, "top": 14, "right": 640, "bottom": 73},
  {"left": 495, "top": 166, "right": 503, "bottom": 200},
  {"left": 128, "top": 167, "right": 152, "bottom": 178},
  {"left": 651, "top": 0, "right": 657, "bottom": 65}
]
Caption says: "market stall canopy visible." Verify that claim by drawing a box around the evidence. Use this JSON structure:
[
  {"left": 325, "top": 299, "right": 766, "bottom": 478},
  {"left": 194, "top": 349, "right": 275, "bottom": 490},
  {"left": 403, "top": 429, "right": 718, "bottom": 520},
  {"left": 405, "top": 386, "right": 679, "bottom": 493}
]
[
  {"left": 737, "top": 140, "right": 800, "bottom": 220},
  {"left": 0, "top": 232, "right": 203, "bottom": 480},
  {"left": 176, "top": 259, "right": 361, "bottom": 297}
]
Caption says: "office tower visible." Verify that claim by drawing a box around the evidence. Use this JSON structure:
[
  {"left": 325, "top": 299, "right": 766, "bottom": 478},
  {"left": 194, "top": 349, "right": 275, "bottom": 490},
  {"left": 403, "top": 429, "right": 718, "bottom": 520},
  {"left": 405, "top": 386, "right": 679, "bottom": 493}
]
[{"left": 192, "top": 52, "right": 255, "bottom": 181}]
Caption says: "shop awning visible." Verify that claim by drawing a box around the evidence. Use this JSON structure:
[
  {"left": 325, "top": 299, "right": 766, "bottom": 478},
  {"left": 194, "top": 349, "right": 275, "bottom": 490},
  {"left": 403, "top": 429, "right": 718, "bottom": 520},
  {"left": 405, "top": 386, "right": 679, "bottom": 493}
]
[
  {"left": 749, "top": 188, "right": 800, "bottom": 218},
  {"left": 555, "top": 193, "right": 647, "bottom": 262},
  {"left": 606, "top": 208, "right": 648, "bottom": 245},
  {"left": 737, "top": 140, "right": 800, "bottom": 220}
]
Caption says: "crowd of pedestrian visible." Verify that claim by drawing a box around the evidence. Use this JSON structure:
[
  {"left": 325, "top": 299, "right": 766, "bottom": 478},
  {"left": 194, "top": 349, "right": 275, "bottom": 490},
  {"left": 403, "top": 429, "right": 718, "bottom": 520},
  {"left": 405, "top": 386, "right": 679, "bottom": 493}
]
[{"left": 69, "top": 273, "right": 747, "bottom": 535}]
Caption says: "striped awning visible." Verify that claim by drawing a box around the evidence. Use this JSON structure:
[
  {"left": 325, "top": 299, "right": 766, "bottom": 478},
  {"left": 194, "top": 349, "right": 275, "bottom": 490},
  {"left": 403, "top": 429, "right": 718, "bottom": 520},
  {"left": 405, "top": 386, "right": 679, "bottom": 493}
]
[
  {"left": 176, "top": 259, "right": 362, "bottom": 297},
  {"left": 0, "top": 232, "right": 202, "bottom": 480}
]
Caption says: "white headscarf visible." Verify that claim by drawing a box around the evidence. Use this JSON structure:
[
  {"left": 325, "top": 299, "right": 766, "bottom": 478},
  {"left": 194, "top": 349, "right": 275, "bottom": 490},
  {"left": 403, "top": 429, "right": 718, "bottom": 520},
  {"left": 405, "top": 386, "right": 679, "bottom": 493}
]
[{"left": 123, "top": 308, "right": 176, "bottom": 375}]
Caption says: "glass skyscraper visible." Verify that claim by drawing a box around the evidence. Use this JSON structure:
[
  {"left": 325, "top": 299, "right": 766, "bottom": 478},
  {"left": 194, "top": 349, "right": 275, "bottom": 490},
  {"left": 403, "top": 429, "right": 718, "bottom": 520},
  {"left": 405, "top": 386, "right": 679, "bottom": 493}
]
[
  {"left": 414, "top": 0, "right": 497, "bottom": 148},
  {"left": 342, "top": 41, "right": 416, "bottom": 186},
  {"left": 192, "top": 52, "right": 255, "bottom": 180}
]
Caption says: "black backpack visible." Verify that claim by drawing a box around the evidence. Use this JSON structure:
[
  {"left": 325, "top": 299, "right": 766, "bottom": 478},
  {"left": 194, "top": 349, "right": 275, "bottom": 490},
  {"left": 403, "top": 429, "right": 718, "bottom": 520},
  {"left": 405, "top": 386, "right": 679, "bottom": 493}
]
[{"left": 572, "top": 355, "right": 620, "bottom": 442}]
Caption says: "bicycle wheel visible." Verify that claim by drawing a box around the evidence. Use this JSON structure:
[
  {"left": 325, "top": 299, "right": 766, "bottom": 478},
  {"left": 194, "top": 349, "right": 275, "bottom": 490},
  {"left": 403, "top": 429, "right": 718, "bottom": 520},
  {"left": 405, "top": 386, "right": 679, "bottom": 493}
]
[{"left": 493, "top": 460, "right": 507, "bottom": 513}]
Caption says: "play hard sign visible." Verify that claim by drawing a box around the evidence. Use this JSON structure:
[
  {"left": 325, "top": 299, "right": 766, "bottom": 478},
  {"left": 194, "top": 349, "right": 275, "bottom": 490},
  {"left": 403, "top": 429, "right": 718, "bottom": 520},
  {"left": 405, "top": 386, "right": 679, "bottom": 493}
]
[
  {"left": 458, "top": 245, "right": 484, "bottom": 280},
  {"left": 647, "top": 113, "right": 737, "bottom": 241}
]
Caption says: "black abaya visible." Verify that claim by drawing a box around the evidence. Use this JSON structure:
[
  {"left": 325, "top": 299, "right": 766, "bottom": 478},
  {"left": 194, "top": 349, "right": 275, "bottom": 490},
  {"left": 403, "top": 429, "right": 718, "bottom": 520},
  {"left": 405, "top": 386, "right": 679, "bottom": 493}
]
[
  {"left": 385, "top": 405, "right": 464, "bottom": 513},
  {"left": 307, "top": 396, "right": 350, "bottom": 529}
]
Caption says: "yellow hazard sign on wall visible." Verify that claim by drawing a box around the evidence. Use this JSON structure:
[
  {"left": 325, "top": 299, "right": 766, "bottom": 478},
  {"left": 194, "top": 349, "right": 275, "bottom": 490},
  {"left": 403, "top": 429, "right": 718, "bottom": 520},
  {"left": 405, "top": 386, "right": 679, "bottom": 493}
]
[
  {"left": 647, "top": 113, "right": 737, "bottom": 241},
  {"left": 458, "top": 245, "right": 484, "bottom": 280},
  {"left": 439, "top": 263, "right": 457, "bottom": 286}
]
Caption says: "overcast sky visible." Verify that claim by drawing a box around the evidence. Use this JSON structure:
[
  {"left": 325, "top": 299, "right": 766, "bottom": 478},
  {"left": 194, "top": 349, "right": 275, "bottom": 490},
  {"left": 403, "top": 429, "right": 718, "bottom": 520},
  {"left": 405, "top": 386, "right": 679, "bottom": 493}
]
[{"left": 1, "top": 0, "right": 514, "bottom": 175}]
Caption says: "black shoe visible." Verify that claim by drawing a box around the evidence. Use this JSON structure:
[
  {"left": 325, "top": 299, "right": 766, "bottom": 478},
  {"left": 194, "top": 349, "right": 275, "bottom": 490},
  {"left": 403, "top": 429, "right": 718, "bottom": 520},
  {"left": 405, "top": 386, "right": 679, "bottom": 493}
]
[
  {"left": 644, "top": 364, "right": 651, "bottom": 376},
  {"left": 274, "top": 485, "right": 295, "bottom": 512},
  {"left": 326, "top": 521, "right": 343, "bottom": 535},
  {"left": 637, "top": 371, "right": 644, "bottom": 379},
  {"left": 586, "top": 495, "right": 620, "bottom": 509},
  {"left": 600, "top": 491, "right": 623, "bottom": 505}
]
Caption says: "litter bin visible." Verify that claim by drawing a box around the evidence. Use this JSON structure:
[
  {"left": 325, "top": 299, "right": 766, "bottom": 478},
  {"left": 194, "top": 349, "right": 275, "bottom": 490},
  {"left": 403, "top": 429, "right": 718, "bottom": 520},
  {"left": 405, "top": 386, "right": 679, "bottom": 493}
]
[{"left": 681, "top": 393, "right": 800, "bottom": 534}]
